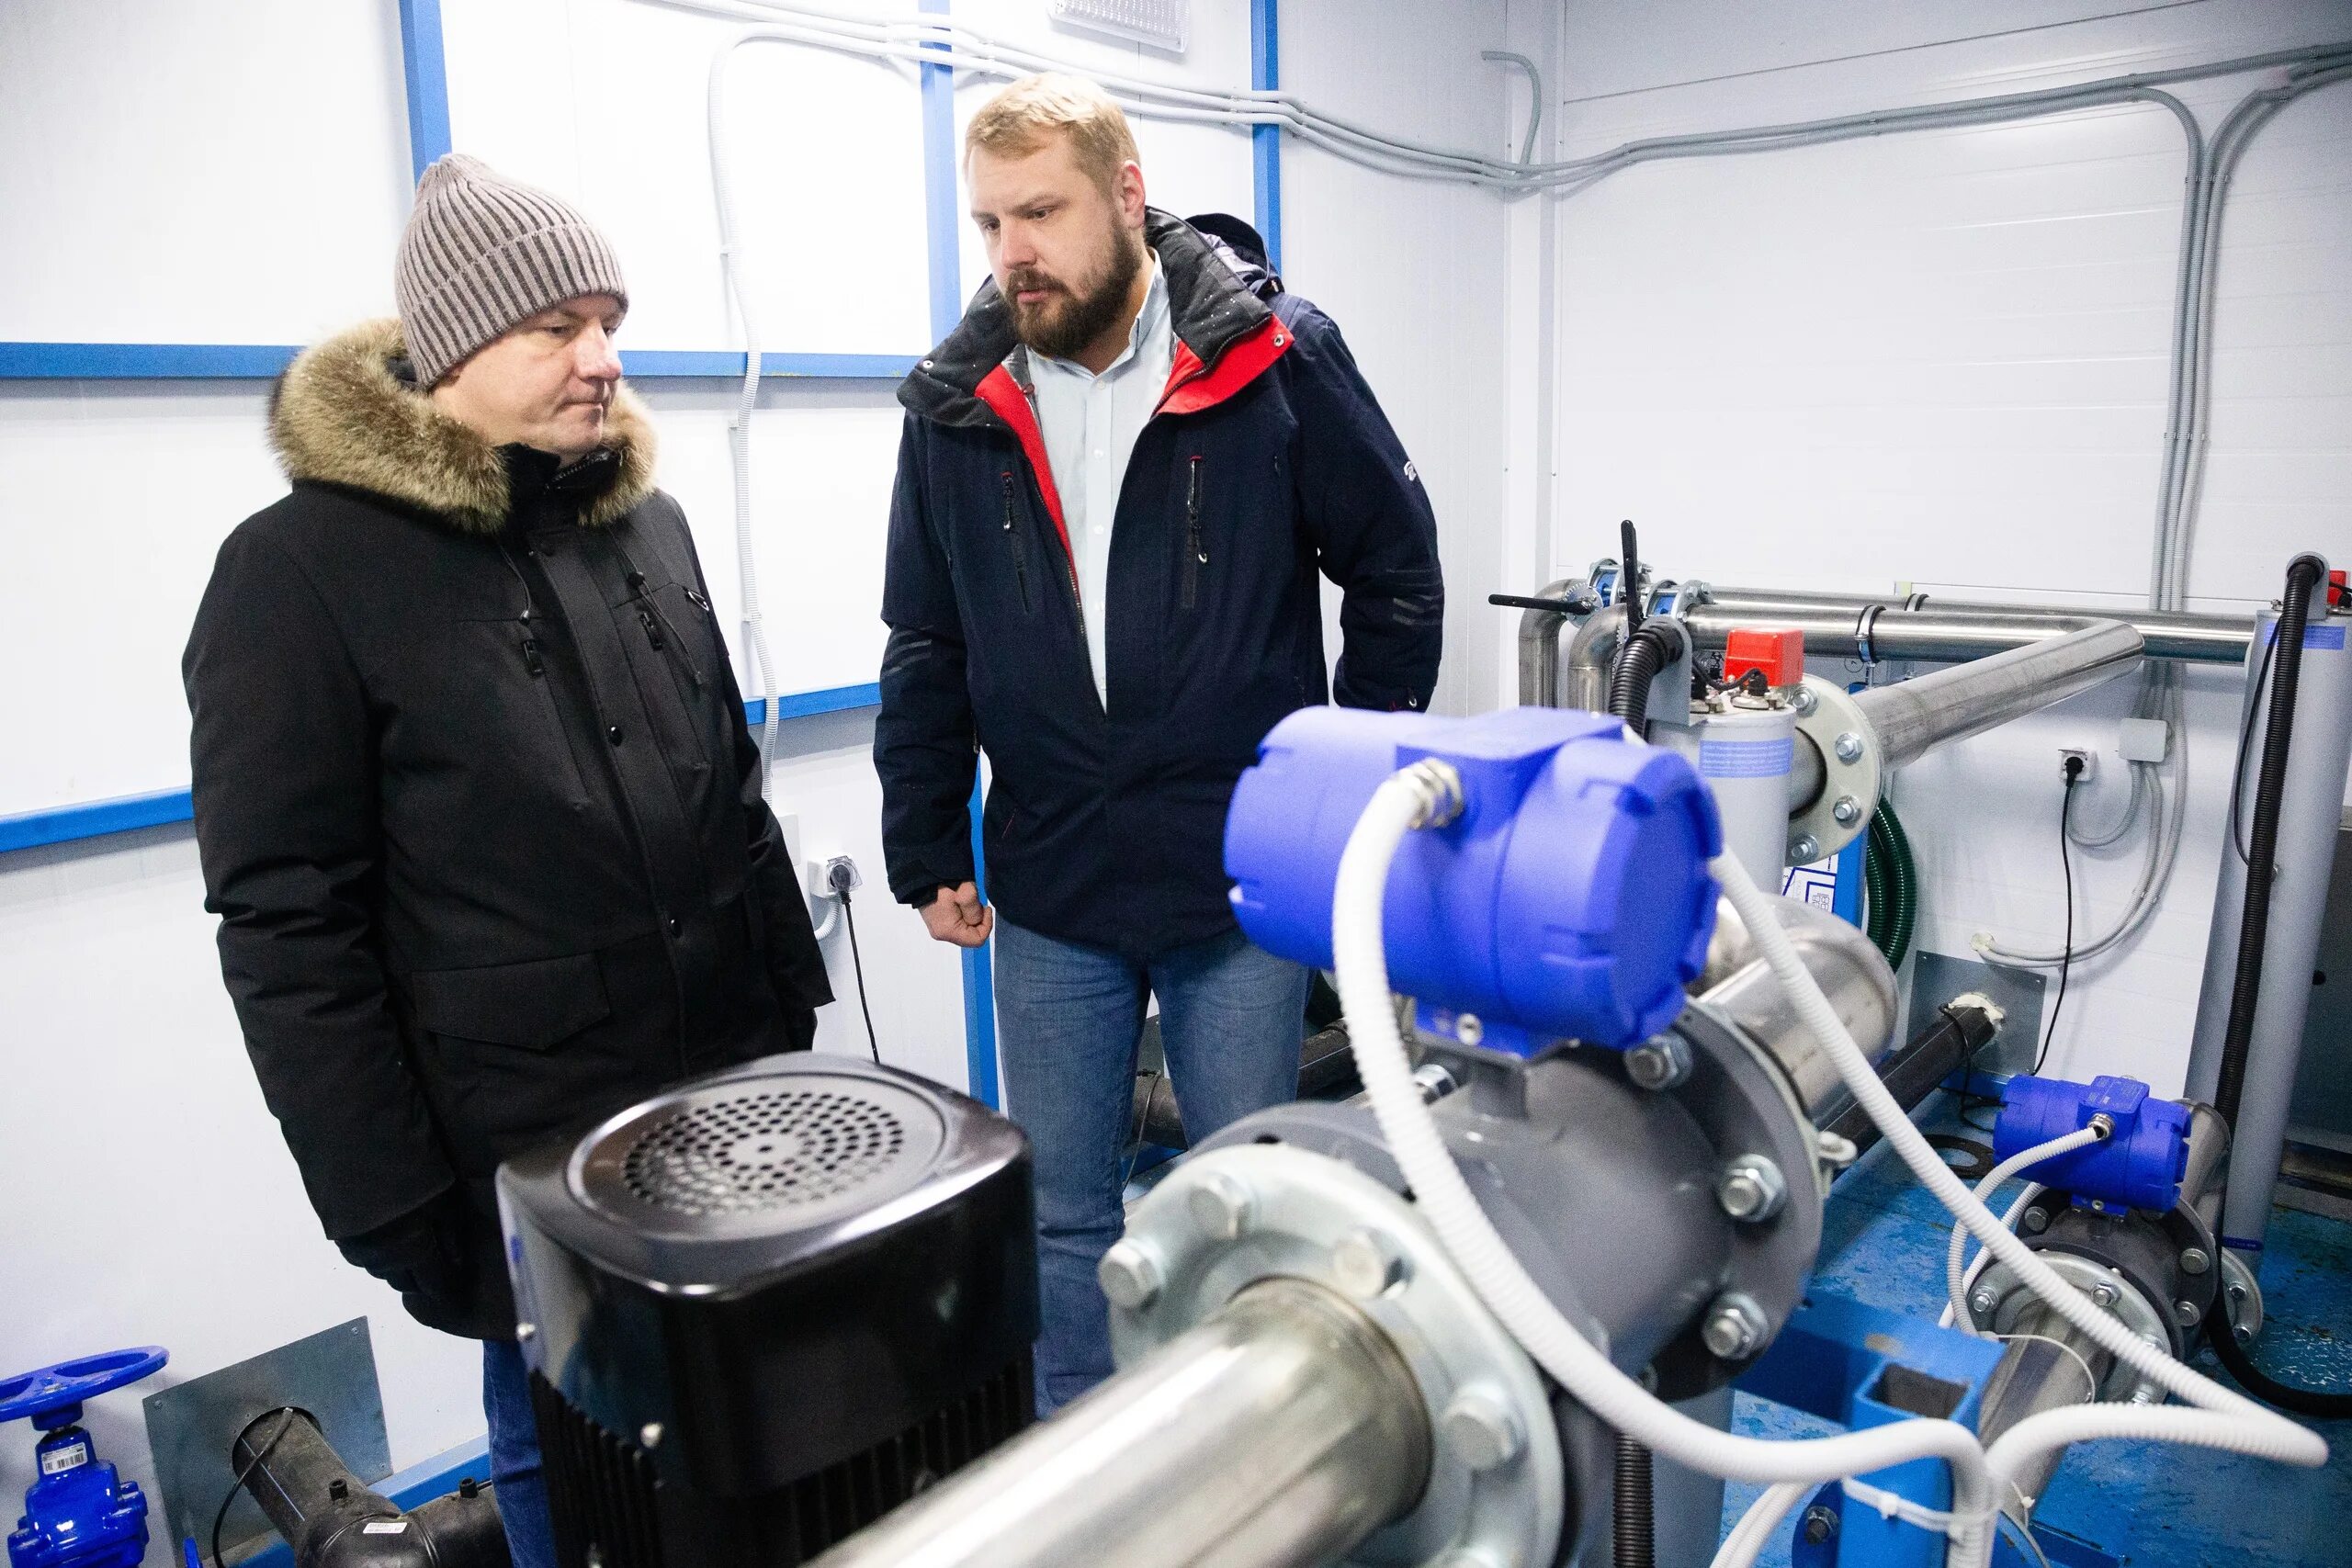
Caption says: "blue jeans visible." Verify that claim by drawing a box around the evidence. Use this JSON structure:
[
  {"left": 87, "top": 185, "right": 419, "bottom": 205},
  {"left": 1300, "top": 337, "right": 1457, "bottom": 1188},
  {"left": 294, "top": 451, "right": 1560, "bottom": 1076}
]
[
  {"left": 993, "top": 919, "right": 1309, "bottom": 1413},
  {"left": 482, "top": 1341, "right": 558, "bottom": 1568}
]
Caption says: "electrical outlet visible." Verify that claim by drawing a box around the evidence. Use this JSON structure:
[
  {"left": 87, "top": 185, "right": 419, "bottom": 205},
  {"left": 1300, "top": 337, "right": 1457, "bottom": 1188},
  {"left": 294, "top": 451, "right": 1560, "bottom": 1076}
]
[
  {"left": 822, "top": 854, "right": 863, "bottom": 896},
  {"left": 2059, "top": 748, "right": 2096, "bottom": 782}
]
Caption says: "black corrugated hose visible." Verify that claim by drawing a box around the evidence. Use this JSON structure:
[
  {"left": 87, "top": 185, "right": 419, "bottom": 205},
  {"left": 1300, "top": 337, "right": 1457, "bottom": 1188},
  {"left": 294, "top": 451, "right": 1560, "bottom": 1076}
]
[
  {"left": 1612, "top": 1433, "right": 1655, "bottom": 1568},
  {"left": 1608, "top": 624, "right": 1684, "bottom": 731},
  {"left": 2202, "top": 552, "right": 2352, "bottom": 1419}
]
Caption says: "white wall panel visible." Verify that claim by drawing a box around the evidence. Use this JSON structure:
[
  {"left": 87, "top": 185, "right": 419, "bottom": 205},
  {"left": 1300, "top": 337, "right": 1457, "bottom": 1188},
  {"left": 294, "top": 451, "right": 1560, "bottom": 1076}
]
[
  {"left": 0, "top": 0, "right": 411, "bottom": 344},
  {"left": 443, "top": 0, "right": 937, "bottom": 356},
  {"left": 1545, "top": 0, "right": 2352, "bottom": 1092}
]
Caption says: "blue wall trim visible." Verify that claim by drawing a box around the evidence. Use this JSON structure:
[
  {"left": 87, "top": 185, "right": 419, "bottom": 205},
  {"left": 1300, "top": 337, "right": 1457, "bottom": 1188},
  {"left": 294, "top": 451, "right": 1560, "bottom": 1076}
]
[
  {"left": 622, "top": 350, "right": 917, "bottom": 379},
  {"left": 396, "top": 0, "right": 453, "bottom": 184},
  {"left": 0, "top": 344, "right": 301, "bottom": 379},
  {"left": 0, "top": 789, "right": 194, "bottom": 853},
  {"left": 0, "top": 344, "right": 914, "bottom": 383},
  {"left": 919, "top": 0, "right": 1001, "bottom": 1111},
  {"left": 1250, "top": 0, "right": 1282, "bottom": 272},
  {"left": 2, "top": 689, "right": 881, "bottom": 856}
]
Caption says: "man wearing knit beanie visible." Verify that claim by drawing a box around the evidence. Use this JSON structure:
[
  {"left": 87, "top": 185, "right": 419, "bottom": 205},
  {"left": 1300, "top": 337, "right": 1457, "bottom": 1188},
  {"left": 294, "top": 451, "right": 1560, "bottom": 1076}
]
[{"left": 185, "top": 155, "right": 831, "bottom": 1568}]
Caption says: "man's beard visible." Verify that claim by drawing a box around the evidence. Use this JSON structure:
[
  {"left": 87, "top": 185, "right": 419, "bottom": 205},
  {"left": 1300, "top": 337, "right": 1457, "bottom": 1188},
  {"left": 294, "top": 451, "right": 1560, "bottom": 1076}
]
[{"left": 1004, "top": 227, "right": 1146, "bottom": 361}]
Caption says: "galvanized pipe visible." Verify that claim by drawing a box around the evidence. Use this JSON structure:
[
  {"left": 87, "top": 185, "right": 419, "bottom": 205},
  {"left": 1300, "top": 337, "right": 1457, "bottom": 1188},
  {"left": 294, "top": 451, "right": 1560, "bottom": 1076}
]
[
  {"left": 1681, "top": 592, "right": 2250, "bottom": 666},
  {"left": 1851, "top": 622, "right": 2145, "bottom": 772},
  {"left": 1518, "top": 578, "right": 1587, "bottom": 708},
  {"left": 807, "top": 1279, "right": 1430, "bottom": 1568}
]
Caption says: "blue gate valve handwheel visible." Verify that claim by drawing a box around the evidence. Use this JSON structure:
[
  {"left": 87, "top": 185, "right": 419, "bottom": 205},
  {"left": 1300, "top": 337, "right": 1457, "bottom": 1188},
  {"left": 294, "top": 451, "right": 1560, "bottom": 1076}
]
[
  {"left": 1225, "top": 705, "right": 1722, "bottom": 1055},
  {"left": 6, "top": 1348, "right": 167, "bottom": 1568}
]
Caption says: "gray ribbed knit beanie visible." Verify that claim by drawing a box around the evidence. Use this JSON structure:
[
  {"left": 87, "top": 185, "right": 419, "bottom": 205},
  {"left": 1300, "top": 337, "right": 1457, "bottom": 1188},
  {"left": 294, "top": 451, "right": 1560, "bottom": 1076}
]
[{"left": 395, "top": 153, "right": 628, "bottom": 387}]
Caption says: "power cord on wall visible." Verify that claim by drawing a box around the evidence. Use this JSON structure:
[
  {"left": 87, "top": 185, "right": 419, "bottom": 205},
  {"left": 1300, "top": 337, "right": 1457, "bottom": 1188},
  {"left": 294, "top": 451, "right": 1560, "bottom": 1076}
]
[
  {"left": 2030, "top": 757, "right": 2086, "bottom": 1077},
  {"left": 826, "top": 861, "right": 882, "bottom": 1066}
]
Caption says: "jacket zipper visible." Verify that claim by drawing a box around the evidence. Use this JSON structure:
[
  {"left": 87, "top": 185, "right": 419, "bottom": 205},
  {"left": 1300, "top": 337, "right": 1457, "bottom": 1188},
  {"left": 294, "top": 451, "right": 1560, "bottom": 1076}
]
[
  {"left": 1001, "top": 472, "right": 1032, "bottom": 612},
  {"left": 622, "top": 570, "right": 706, "bottom": 689},
  {"left": 1182, "top": 455, "right": 1205, "bottom": 610}
]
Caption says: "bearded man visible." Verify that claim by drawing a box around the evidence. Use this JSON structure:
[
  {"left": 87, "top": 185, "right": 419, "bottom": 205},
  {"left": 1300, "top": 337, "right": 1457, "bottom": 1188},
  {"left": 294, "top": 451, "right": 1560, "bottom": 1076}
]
[{"left": 874, "top": 73, "right": 1444, "bottom": 1410}]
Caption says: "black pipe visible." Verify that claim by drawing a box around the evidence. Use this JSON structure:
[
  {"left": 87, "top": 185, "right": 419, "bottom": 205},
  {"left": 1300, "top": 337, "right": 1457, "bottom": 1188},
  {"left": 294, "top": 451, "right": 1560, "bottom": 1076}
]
[
  {"left": 2203, "top": 552, "right": 2352, "bottom": 1417},
  {"left": 1826, "top": 998, "right": 2000, "bottom": 1161},
  {"left": 1611, "top": 1433, "right": 1654, "bottom": 1568},
  {"left": 232, "top": 1411, "right": 509, "bottom": 1568},
  {"left": 2212, "top": 553, "right": 2328, "bottom": 1132}
]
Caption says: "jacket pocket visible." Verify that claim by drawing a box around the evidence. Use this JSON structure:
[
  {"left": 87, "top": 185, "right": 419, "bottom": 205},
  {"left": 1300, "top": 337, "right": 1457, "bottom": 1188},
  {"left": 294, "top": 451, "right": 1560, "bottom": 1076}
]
[
  {"left": 1182, "top": 454, "right": 1205, "bottom": 611},
  {"left": 1001, "top": 471, "right": 1033, "bottom": 614},
  {"left": 407, "top": 952, "right": 610, "bottom": 1051},
  {"left": 516, "top": 631, "right": 595, "bottom": 804}
]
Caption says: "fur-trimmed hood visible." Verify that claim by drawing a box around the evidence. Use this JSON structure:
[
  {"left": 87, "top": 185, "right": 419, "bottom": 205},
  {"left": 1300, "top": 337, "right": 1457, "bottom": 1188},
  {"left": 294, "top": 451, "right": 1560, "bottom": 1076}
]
[{"left": 268, "top": 318, "right": 657, "bottom": 533}]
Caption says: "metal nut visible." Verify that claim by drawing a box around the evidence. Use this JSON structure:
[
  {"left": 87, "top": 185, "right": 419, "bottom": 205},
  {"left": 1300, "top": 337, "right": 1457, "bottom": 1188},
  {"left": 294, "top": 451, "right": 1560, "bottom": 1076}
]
[
  {"left": 2233, "top": 1322, "right": 2256, "bottom": 1344},
  {"left": 1803, "top": 1504, "right": 1840, "bottom": 1544},
  {"left": 1971, "top": 1288, "right": 1999, "bottom": 1319},
  {"left": 1792, "top": 687, "right": 1819, "bottom": 716},
  {"left": 2180, "top": 1247, "right": 2211, "bottom": 1276},
  {"left": 639, "top": 1422, "right": 663, "bottom": 1450},
  {"left": 1716, "top": 1156, "right": 1788, "bottom": 1223},
  {"left": 1701, "top": 1293, "right": 1768, "bottom": 1360},
  {"left": 1833, "top": 731, "right": 1865, "bottom": 763},
  {"left": 1440, "top": 1388, "right": 1525, "bottom": 1472},
  {"left": 1624, "top": 1034, "right": 1693, "bottom": 1090},
  {"left": 1815, "top": 1130, "right": 1859, "bottom": 1169},
  {"left": 1098, "top": 1240, "right": 1165, "bottom": 1311},
  {"left": 2020, "top": 1206, "right": 2051, "bottom": 1235},
  {"left": 1454, "top": 1012, "right": 1485, "bottom": 1046},
  {"left": 2090, "top": 1280, "right": 2120, "bottom": 1309},
  {"left": 1331, "top": 1230, "right": 1408, "bottom": 1299},
  {"left": 1790, "top": 833, "right": 1821, "bottom": 863},
  {"left": 1831, "top": 795, "right": 1862, "bottom": 827},
  {"left": 1188, "top": 1171, "right": 1256, "bottom": 1242},
  {"left": 2175, "top": 1299, "right": 2202, "bottom": 1327}
]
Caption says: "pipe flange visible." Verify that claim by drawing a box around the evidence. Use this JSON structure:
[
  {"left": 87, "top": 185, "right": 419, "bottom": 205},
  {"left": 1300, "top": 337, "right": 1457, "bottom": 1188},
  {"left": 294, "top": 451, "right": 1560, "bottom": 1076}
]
[
  {"left": 1787, "top": 674, "right": 1881, "bottom": 860},
  {"left": 2219, "top": 1248, "right": 2266, "bottom": 1345},
  {"left": 1970, "top": 1250, "right": 2169, "bottom": 1404},
  {"left": 1645, "top": 1001, "right": 1829, "bottom": 1399},
  {"left": 1110, "top": 1144, "right": 1566, "bottom": 1568}
]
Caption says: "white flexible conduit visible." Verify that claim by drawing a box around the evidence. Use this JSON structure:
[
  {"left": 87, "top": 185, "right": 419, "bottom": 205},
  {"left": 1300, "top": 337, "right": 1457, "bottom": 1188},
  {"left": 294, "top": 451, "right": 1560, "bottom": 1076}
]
[
  {"left": 1330, "top": 766, "right": 2327, "bottom": 1568},
  {"left": 1943, "top": 1132, "right": 2107, "bottom": 1336}
]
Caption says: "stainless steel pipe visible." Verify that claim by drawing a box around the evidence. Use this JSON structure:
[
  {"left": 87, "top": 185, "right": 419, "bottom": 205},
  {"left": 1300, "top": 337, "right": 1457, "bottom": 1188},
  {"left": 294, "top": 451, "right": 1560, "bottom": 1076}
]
[
  {"left": 1697, "top": 895, "right": 1901, "bottom": 1122},
  {"left": 1518, "top": 578, "right": 1587, "bottom": 708},
  {"left": 1682, "top": 593, "right": 2250, "bottom": 666},
  {"left": 807, "top": 1280, "right": 1431, "bottom": 1568},
  {"left": 1851, "top": 622, "right": 2145, "bottom": 772},
  {"left": 1975, "top": 1301, "right": 2118, "bottom": 1523}
]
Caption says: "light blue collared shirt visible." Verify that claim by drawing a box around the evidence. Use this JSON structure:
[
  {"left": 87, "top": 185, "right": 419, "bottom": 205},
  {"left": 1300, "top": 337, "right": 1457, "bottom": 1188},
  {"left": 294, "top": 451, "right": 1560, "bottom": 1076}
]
[{"left": 1026, "top": 257, "right": 1173, "bottom": 707}]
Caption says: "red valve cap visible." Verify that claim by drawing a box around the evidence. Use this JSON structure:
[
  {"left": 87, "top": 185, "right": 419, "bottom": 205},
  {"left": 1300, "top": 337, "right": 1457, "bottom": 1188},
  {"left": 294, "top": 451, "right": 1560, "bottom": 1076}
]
[{"left": 1723, "top": 626, "right": 1804, "bottom": 689}]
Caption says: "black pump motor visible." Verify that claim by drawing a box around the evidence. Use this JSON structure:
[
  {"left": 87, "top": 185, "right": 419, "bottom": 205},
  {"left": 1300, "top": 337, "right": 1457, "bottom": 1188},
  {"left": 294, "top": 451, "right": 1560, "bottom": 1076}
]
[{"left": 496, "top": 1055, "right": 1036, "bottom": 1568}]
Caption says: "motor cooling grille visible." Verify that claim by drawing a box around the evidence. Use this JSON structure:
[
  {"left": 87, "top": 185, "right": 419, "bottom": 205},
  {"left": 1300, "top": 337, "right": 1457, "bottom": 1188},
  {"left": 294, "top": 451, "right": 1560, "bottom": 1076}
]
[{"left": 573, "top": 1072, "right": 946, "bottom": 1237}]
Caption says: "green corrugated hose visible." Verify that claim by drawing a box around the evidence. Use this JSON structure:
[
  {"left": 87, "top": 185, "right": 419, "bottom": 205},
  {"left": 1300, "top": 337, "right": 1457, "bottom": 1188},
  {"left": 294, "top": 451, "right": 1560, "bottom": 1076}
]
[{"left": 1861, "top": 799, "right": 1917, "bottom": 972}]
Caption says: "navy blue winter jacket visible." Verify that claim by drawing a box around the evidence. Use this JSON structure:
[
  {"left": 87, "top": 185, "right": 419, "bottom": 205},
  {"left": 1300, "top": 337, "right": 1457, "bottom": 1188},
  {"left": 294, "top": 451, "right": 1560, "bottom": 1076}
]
[{"left": 876, "top": 210, "right": 1443, "bottom": 958}]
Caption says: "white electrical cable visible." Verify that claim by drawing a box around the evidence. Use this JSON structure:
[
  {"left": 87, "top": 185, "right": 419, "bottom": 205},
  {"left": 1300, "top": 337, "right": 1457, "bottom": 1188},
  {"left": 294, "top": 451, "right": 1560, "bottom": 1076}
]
[
  {"left": 1709, "top": 1482, "right": 1813, "bottom": 1568},
  {"left": 1939, "top": 1183, "right": 2043, "bottom": 1329},
  {"left": 1330, "top": 770, "right": 1999, "bottom": 1564},
  {"left": 1944, "top": 1128, "right": 2109, "bottom": 1337},
  {"left": 1328, "top": 773, "right": 2324, "bottom": 1568}
]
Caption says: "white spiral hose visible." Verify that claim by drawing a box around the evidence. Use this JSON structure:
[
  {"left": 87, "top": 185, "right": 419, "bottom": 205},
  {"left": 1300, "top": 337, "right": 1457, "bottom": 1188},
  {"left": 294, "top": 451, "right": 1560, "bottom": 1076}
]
[{"left": 1329, "top": 765, "right": 2327, "bottom": 1568}]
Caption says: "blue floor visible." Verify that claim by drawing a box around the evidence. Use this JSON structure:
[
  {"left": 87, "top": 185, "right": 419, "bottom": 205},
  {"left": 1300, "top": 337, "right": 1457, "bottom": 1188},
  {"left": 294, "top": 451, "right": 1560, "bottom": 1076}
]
[{"left": 1722, "top": 1097, "right": 2352, "bottom": 1566}]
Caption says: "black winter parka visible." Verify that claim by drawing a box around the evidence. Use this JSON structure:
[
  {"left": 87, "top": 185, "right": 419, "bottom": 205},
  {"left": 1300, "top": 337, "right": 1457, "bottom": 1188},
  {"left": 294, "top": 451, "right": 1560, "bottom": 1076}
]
[
  {"left": 877, "top": 211, "right": 1445, "bottom": 959},
  {"left": 184, "top": 321, "right": 831, "bottom": 1334}
]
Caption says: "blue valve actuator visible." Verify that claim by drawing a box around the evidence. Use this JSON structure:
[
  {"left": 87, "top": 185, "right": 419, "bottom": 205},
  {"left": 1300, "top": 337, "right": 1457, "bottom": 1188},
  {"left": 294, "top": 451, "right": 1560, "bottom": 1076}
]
[
  {"left": 1995, "top": 1076, "right": 2190, "bottom": 1213},
  {"left": 1225, "top": 705, "right": 1722, "bottom": 1055},
  {"left": 5, "top": 1348, "right": 166, "bottom": 1568}
]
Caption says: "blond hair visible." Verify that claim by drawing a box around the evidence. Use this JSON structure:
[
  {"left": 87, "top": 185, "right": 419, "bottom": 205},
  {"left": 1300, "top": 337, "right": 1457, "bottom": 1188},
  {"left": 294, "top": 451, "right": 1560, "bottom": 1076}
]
[{"left": 964, "top": 73, "right": 1139, "bottom": 192}]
